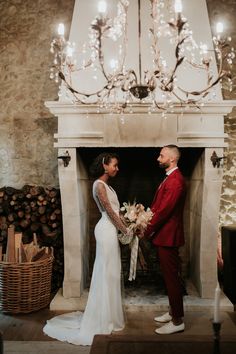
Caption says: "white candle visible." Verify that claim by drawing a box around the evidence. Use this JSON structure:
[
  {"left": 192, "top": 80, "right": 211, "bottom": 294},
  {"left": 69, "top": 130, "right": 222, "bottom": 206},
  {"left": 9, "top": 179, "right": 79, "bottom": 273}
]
[
  {"left": 98, "top": 1, "right": 107, "bottom": 14},
  {"left": 201, "top": 44, "right": 208, "bottom": 61},
  {"left": 216, "top": 22, "right": 224, "bottom": 34},
  {"left": 213, "top": 282, "right": 221, "bottom": 323},
  {"left": 110, "top": 59, "right": 118, "bottom": 70},
  {"left": 58, "top": 23, "right": 65, "bottom": 36},
  {"left": 174, "top": 0, "right": 182, "bottom": 13},
  {"left": 66, "top": 46, "right": 73, "bottom": 58}
]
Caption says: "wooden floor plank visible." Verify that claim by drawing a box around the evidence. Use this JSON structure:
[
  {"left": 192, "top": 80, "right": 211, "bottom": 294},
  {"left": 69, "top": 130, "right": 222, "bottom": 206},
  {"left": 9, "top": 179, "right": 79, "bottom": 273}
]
[{"left": 0, "top": 308, "right": 236, "bottom": 342}]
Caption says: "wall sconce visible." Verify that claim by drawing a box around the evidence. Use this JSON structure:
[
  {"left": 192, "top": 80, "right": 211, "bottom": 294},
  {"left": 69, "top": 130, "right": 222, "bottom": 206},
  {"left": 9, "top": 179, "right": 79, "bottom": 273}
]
[
  {"left": 57, "top": 150, "right": 71, "bottom": 167},
  {"left": 210, "top": 151, "right": 226, "bottom": 168}
]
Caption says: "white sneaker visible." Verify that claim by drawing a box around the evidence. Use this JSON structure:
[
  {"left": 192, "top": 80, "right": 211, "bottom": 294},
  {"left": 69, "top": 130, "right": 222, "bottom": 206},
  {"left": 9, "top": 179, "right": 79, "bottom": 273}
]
[
  {"left": 154, "top": 312, "right": 172, "bottom": 323},
  {"left": 155, "top": 321, "right": 185, "bottom": 334}
]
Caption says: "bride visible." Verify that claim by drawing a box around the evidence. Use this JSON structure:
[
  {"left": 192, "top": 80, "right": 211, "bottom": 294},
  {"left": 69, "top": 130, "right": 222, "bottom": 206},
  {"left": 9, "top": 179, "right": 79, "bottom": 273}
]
[{"left": 43, "top": 152, "right": 132, "bottom": 345}]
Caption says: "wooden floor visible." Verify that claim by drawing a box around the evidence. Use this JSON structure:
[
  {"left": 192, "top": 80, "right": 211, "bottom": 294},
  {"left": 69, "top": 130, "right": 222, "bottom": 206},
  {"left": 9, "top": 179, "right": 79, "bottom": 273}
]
[
  {"left": 0, "top": 308, "right": 58, "bottom": 341},
  {"left": 1, "top": 307, "right": 236, "bottom": 341}
]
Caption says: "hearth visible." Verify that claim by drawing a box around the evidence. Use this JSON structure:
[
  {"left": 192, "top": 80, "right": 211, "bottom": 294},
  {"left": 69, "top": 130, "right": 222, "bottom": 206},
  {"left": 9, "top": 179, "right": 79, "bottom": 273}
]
[{"left": 79, "top": 147, "right": 203, "bottom": 289}]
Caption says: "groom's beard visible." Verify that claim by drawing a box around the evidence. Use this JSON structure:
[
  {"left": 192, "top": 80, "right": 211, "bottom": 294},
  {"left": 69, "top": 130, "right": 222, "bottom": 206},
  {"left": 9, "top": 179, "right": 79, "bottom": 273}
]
[{"left": 159, "top": 162, "right": 170, "bottom": 169}]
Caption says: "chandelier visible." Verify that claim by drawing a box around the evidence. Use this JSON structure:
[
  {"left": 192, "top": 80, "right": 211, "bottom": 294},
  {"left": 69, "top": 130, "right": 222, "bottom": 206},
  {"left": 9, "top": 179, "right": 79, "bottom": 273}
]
[{"left": 50, "top": 0, "right": 235, "bottom": 113}]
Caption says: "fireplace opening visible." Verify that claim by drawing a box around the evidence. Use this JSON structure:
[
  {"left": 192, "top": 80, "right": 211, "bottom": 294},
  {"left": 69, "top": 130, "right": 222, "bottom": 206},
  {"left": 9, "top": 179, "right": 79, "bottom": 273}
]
[{"left": 78, "top": 147, "right": 204, "bottom": 294}]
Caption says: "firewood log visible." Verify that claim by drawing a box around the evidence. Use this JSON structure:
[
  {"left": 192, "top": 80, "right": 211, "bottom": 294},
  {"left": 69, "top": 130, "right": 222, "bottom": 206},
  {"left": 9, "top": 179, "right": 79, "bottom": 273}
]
[
  {"left": 0, "top": 216, "right": 7, "bottom": 226},
  {"left": 30, "top": 201, "right": 36, "bottom": 208},
  {"left": 38, "top": 195, "right": 44, "bottom": 202},
  {"left": 6, "top": 225, "right": 16, "bottom": 262},
  {"left": 7, "top": 213, "right": 15, "bottom": 222},
  {"left": 39, "top": 215, "right": 47, "bottom": 224},
  {"left": 25, "top": 213, "right": 31, "bottom": 220},
  {"left": 33, "top": 233, "right": 38, "bottom": 247},
  {"left": 50, "top": 213, "right": 56, "bottom": 221},
  {"left": 49, "top": 190, "right": 57, "bottom": 198},
  {"left": 15, "top": 232, "right": 22, "bottom": 262},
  {"left": 30, "top": 186, "right": 41, "bottom": 196},
  {"left": 38, "top": 206, "right": 46, "bottom": 215},
  {"left": 30, "top": 223, "right": 40, "bottom": 232},
  {"left": 17, "top": 210, "right": 24, "bottom": 218},
  {"left": 24, "top": 241, "right": 37, "bottom": 262},
  {"left": 31, "top": 247, "right": 47, "bottom": 262},
  {"left": 30, "top": 214, "right": 37, "bottom": 222},
  {"left": 20, "top": 242, "right": 27, "bottom": 262},
  {"left": 24, "top": 205, "right": 31, "bottom": 213},
  {"left": 19, "top": 219, "right": 30, "bottom": 228},
  {"left": 42, "top": 224, "right": 57, "bottom": 238},
  {"left": 5, "top": 187, "right": 16, "bottom": 196}
]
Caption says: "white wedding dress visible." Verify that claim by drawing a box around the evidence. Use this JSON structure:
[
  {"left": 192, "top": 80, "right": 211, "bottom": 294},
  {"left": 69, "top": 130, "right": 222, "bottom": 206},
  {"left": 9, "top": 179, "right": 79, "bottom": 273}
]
[{"left": 43, "top": 179, "right": 125, "bottom": 345}]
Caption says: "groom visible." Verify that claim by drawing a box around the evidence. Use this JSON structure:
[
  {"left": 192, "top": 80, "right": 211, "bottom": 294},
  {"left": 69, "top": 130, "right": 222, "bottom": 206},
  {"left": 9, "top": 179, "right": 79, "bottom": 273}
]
[{"left": 144, "top": 144, "right": 186, "bottom": 334}]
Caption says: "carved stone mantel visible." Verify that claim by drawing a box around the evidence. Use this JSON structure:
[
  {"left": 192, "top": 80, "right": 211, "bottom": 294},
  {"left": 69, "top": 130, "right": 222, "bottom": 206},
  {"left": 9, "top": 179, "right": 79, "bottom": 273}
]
[{"left": 46, "top": 101, "right": 235, "bottom": 149}]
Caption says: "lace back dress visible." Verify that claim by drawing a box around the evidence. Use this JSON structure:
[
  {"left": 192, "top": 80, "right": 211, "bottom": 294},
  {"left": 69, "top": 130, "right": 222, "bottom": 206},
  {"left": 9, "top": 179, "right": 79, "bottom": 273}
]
[{"left": 43, "top": 179, "right": 125, "bottom": 345}]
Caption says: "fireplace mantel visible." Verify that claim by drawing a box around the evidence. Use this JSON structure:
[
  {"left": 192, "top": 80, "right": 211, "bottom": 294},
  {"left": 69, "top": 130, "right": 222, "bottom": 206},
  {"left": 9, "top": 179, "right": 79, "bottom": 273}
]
[{"left": 46, "top": 101, "right": 235, "bottom": 149}]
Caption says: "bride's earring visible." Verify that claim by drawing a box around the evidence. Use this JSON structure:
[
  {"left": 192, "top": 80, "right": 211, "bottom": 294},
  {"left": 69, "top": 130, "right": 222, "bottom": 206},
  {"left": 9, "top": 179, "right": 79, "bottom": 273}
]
[{"left": 104, "top": 169, "right": 108, "bottom": 174}]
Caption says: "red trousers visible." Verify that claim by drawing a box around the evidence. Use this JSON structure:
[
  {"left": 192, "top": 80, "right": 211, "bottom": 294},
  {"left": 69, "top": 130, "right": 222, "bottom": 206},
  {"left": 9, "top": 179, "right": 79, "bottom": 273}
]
[{"left": 157, "top": 246, "right": 184, "bottom": 318}]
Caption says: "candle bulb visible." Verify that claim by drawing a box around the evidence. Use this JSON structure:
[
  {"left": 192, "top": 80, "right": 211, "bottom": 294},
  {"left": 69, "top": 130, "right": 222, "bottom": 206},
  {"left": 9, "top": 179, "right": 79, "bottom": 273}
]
[
  {"left": 201, "top": 44, "right": 208, "bottom": 61},
  {"left": 66, "top": 46, "right": 73, "bottom": 58},
  {"left": 213, "top": 282, "right": 221, "bottom": 323},
  {"left": 98, "top": 1, "right": 107, "bottom": 14},
  {"left": 58, "top": 23, "right": 65, "bottom": 36},
  {"left": 216, "top": 22, "right": 224, "bottom": 34},
  {"left": 174, "top": 0, "right": 182, "bottom": 13},
  {"left": 110, "top": 59, "right": 117, "bottom": 70}
]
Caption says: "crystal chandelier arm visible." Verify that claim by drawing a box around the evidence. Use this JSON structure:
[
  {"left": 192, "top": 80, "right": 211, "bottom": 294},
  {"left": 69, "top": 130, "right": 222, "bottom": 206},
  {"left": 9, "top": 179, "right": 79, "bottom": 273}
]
[
  {"left": 90, "top": 19, "right": 110, "bottom": 81},
  {"left": 149, "top": 1, "right": 188, "bottom": 93},
  {"left": 160, "top": 37, "right": 186, "bottom": 91},
  {"left": 89, "top": 1, "right": 130, "bottom": 89},
  {"left": 58, "top": 71, "right": 112, "bottom": 103},
  {"left": 176, "top": 40, "right": 230, "bottom": 98}
]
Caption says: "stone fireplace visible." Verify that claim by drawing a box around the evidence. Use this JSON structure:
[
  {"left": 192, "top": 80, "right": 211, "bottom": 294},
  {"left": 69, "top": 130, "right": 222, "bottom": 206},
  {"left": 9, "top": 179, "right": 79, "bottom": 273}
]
[
  {"left": 45, "top": 0, "right": 236, "bottom": 308},
  {"left": 46, "top": 102, "right": 235, "bottom": 306}
]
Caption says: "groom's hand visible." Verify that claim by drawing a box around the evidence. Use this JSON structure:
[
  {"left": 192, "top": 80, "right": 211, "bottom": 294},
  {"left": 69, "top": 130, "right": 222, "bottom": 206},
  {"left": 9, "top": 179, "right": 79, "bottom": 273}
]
[{"left": 135, "top": 228, "right": 145, "bottom": 239}]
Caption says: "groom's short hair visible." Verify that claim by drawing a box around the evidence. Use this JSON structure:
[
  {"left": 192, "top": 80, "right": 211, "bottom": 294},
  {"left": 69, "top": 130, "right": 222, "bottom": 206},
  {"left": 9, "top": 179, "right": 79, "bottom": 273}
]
[{"left": 163, "top": 144, "right": 181, "bottom": 162}]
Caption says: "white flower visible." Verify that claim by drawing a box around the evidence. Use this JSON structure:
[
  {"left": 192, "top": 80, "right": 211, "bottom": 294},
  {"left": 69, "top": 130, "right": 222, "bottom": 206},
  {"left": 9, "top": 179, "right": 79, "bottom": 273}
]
[{"left": 120, "top": 201, "right": 153, "bottom": 237}]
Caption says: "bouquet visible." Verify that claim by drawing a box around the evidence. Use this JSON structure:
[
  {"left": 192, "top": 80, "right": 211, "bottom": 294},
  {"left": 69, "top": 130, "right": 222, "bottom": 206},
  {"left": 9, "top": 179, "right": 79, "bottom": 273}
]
[
  {"left": 118, "top": 202, "right": 153, "bottom": 245},
  {"left": 118, "top": 202, "right": 153, "bottom": 281}
]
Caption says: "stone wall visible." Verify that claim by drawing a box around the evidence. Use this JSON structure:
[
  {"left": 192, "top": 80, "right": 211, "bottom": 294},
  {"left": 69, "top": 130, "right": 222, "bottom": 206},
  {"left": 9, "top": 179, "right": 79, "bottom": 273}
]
[
  {"left": 0, "top": 0, "right": 235, "bottom": 225},
  {"left": 0, "top": 0, "right": 75, "bottom": 188},
  {"left": 206, "top": 0, "right": 236, "bottom": 228}
]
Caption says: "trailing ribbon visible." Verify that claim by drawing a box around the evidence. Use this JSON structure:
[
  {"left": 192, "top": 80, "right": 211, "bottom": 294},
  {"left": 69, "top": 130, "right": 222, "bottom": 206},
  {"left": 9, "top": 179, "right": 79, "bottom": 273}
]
[{"left": 128, "top": 236, "right": 139, "bottom": 281}]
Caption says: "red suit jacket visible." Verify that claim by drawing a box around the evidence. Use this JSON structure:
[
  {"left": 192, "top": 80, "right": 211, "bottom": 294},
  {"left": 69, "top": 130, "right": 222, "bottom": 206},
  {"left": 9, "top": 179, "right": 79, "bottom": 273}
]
[{"left": 145, "top": 168, "right": 186, "bottom": 247}]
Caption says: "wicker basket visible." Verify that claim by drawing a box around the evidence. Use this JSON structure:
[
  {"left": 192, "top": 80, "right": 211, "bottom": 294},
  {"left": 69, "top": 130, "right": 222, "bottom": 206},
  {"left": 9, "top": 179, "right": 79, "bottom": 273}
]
[{"left": 0, "top": 254, "right": 54, "bottom": 313}]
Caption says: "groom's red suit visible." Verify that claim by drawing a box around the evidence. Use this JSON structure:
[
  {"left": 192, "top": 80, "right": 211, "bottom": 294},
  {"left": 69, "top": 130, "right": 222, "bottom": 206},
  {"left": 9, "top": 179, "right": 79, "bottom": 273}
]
[{"left": 145, "top": 168, "right": 186, "bottom": 319}]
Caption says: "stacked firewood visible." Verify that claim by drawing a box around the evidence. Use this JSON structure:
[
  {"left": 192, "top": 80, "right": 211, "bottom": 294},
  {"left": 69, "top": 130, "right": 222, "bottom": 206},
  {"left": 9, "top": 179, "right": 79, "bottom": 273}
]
[
  {"left": 0, "top": 227, "right": 52, "bottom": 263},
  {"left": 0, "top": 185, "right": 63, "bottom": 291},
  {"left": 0, "top": 185, "right": 62, "bottom": 243}
]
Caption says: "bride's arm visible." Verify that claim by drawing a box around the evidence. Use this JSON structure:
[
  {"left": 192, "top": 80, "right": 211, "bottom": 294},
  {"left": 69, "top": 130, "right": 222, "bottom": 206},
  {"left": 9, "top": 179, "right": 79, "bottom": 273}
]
[{"left": 95, "top": 182, "right": 130, "bottom": 235}]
